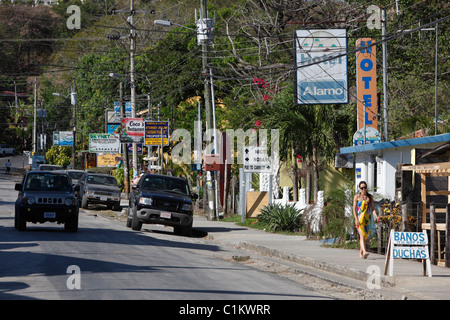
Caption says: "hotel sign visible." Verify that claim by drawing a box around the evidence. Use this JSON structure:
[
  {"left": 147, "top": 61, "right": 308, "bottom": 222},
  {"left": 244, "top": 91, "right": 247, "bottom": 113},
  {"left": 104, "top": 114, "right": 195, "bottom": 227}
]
[{"left": 295, "top": 29, "right": 348, "bottom": 105}]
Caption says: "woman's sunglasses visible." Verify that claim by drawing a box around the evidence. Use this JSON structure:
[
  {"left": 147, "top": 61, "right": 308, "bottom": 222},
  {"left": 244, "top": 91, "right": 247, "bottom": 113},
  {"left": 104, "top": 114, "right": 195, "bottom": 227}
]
[{"left": 360, "top": 186, "right": 367, "bottom": 190}]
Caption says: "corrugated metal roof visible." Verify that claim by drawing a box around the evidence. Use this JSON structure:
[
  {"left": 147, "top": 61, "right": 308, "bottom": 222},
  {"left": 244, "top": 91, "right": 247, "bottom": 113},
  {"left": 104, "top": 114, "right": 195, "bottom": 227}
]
[{"left": 340, "top": 133, "right": 450, "bottom": 154}]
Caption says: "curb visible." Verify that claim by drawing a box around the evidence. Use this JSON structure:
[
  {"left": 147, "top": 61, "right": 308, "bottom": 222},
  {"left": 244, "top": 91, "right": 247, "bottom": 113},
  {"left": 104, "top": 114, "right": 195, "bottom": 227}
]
[{"left": 235, "top": 241, "right": 397, "bottom": 288}]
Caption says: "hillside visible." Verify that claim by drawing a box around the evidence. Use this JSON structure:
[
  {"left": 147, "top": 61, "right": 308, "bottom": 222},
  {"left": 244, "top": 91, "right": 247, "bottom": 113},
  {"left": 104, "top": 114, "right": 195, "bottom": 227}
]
[{"left": 0, "top": 0, "right": 448, "bottom": 155}]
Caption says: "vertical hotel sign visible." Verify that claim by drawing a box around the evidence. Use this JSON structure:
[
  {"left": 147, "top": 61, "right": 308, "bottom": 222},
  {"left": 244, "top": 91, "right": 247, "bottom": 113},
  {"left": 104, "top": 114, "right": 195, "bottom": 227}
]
[
  {"left": 356, "top": 38, "right": 377, "bottom": 131},
  {"left": 295, "top": 29, "right": 348, "bottom": 105}
]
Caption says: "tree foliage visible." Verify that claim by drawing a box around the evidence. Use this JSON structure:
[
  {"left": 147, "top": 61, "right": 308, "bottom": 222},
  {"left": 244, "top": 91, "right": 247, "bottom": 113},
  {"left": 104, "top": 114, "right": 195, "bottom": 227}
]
[
  {"left": 0, "top": 0, "right": 447, "bottom": 175},
  {"left": 45, "top": 145, "right": 72, "bottom": 168}
]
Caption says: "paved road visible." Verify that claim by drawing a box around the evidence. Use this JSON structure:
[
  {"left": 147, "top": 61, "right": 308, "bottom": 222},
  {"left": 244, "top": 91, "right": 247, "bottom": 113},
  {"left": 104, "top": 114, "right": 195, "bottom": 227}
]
[{"left": 0, "top": 164, "right": 331, "bottom": 301}]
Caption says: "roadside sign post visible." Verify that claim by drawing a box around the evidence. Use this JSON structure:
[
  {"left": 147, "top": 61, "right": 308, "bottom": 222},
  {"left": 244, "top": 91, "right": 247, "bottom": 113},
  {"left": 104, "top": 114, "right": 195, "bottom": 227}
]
[
  {"left": 384, "top": 230, "right": 432, "bottom": 277},
  {"left": 243, "top": 146, "right": 272, "bottom": 173},
  {"left": 144, "top": 121, "right": 169, "bottom": 146},
  {"left": 241, "top": 146, "right": 273, "bottom": 215}
]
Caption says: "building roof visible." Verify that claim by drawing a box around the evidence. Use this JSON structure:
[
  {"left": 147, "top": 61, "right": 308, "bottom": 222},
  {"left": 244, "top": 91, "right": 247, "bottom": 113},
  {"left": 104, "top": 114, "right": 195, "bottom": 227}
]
[{"left": 340, "top": 133, "right": 450, "bottom": 154}]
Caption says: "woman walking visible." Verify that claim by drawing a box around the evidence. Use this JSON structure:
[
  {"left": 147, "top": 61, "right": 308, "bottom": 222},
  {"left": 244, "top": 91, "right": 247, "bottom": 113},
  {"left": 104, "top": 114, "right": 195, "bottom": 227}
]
[{"left": 353, "top": 181, "right": 379, "bottom": 259}]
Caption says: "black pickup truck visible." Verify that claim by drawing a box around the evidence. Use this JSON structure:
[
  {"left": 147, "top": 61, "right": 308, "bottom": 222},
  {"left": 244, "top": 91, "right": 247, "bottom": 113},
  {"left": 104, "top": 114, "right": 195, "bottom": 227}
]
[{"left": 126, "top": 174, "right": 198, "bottom": 236}]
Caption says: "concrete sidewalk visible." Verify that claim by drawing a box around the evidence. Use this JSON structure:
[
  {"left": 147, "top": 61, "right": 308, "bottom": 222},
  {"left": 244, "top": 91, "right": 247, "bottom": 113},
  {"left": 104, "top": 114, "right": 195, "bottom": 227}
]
[{"left": 192, "top": 215, "right": 450, "bottom": 300}]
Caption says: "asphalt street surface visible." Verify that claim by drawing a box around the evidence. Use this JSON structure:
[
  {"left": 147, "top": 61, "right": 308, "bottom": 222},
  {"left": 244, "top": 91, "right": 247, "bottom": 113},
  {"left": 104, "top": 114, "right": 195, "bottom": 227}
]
[{"left": 0, "top": 158, "right": 332, "bottom": 301}]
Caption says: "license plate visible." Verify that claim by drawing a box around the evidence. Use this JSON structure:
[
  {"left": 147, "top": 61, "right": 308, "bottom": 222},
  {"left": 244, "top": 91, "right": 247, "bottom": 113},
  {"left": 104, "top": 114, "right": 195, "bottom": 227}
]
[
  {"left": 160, "top": 211, "right": 171, "bottom": 219},
  {"left": 100, "top": 196, "right": 107, "bottom": 201},
  {"left": 44, "top": 212, "right": 56, "bottom": 218}
]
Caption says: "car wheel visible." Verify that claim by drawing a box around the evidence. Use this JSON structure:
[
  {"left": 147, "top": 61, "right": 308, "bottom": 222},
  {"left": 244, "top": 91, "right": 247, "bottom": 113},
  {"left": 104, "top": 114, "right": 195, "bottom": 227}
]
[
  {"left": 81, "top": 193, "right": 88, "bottom": 209},
  {"left": 65, "top": 212, "right": 79, "bottom": 232},
  {"left": 174, "top": 222, "right": 192, "bottom": 237},
  {"left": 126, "top": 208, "right": 132, "bottom": 228},
  {"left": 131, "top": 205, "right": 142, "bottom": 231},
  {"left": 16, "top": 210, "right": 26, "bottom": 231},
  {"left": 14, "top": 208, "right": 18, "bottom": 229},
  {"left": 113, "top": 202, "right": 121, "bottom": 211}
]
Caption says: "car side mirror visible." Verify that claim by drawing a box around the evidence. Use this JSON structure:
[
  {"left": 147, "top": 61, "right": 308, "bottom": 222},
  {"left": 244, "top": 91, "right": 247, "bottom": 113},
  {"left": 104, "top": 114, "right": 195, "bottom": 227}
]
[
  {"left": 15, "top": 183, "right": 22, "bottom": 191},
  {"left": 191, "top": 193, "right": 198, "bottom": 200}
]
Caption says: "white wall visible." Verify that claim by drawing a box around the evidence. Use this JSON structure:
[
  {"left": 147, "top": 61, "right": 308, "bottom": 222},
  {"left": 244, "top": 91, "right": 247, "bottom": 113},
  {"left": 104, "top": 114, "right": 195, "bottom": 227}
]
[{"left": 356, "top": 147, "right": 414, "bottom": 200}]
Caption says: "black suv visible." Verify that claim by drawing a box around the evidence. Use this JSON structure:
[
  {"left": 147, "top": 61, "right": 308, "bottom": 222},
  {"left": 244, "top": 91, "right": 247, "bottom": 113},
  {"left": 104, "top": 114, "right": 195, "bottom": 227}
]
[
  {"left": 126, "top": 174, "right": 197, "bottom": 236},
  {"left": 14, "top": 171, "right": 79, "bottom": 232},
  {"left": 76, "top": 172, "right": 121, "bottom": 211}
]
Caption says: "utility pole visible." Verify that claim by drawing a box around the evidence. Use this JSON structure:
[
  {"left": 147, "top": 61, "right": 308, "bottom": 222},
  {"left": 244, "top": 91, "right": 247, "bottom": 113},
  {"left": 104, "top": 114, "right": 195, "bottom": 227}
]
[
  {"left": 33, "top": 78, "right": 37, "bottom": 154},
  {"left": 434, "top": 23, "right": 438, "bottom": 135},
  {"left": 382, "top": 8, "right": 389, "bottom": 142},
  {"left": 120, "top": 82, "right": 130, "bottom": 199},
  {"left": 129, "top": 0, "right": 138, "bottom": 178},
  {"left": 200, "top": 0, "right": 213, "bottom": 134},
  {"left": 71, "top": 80, "right": 77, "bottom": 169},
  {"left": 199, "top": 0, "right": 217, "bottom": 220},
  {"left": 14, "top": 81, "right": 18, "bottom": 115}
]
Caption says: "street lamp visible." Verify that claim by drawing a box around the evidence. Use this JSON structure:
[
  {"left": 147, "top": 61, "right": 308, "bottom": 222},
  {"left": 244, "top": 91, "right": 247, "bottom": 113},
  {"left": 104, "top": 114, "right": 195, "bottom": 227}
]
[
  {"left": 154, "top": 12, "right": 218, "bottom": 220},
  {"left": 154, "top": 20, "right": 195, "bottom": 31},
  {"left": 52, "top": 90, "right": 77, "bottom": 169}
]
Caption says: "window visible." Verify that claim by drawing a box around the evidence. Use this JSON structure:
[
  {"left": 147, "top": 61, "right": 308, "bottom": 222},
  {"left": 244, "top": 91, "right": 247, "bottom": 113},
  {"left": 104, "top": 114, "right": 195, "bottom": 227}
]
[
  {"left": 141, "top": 176, "right": 189, "bottom": 195},
  {"left": 87, "top": 175, "right": 118, "bottom": 186},
  {"left": 25, "top": 173, "right": 72, "bottom": 191}
]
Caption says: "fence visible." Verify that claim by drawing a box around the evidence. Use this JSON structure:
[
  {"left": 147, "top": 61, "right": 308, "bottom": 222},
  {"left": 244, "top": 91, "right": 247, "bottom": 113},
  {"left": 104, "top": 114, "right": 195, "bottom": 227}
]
[{"left": 374, "top": 200, "right": 450, "bottom": 267}]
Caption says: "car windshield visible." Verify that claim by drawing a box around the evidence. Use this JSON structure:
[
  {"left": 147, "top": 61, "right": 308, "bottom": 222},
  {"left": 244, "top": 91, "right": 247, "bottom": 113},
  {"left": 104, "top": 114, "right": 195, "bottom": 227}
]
[
  {"left": 141, "top": 176, "right": 189, "bottom": 195},
  {"left": 39, "top": 165, "right": 62, "bottom": 171},
  {"left": 87, "top": 174, "right": 118, "bottom": 186},
  {"left": 24, "top": 173, "right": 72, "bottom": 192},
  {"left": 68, "top": 171, "right": 84, "bottom": 180}
]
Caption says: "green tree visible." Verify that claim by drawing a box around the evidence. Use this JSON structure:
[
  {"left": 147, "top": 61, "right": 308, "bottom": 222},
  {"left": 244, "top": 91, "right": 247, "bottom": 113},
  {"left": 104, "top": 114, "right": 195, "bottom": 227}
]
[
  {"left": 255, "top": 84, "right": 352, "bottom": 203},
  {"left": 46, "top": 146, "right": 72, "bottom": 168}
]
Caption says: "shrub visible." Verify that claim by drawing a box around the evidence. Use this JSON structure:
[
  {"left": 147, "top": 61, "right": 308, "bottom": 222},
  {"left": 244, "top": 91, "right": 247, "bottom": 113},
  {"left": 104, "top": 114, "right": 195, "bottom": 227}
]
[
  {"left": 45, "top": 146, "right": 72, "bottom": 168},
  {"left": 258, "top": 203, "right": 303, "bottom": 233},
  {"left": 321, "top": 188, "right": 353, "bottom": 244}
]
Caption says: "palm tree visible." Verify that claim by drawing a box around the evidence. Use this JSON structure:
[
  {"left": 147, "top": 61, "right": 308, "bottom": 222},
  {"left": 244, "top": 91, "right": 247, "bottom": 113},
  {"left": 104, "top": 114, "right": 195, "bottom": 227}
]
[
  {"left": 254, "top": 86, "right": 308, "bottom": 201},
  {"left": 300, "top": 104, "right": 335, "bottom": 202},
  {"left": 255, "top": 84, "right": 347, "bottom": 203}
]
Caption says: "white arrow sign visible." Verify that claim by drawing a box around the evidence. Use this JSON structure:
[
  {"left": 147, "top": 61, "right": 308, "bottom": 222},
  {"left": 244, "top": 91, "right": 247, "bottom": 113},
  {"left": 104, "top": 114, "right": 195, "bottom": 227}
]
[{"left": 243, "top": 146, "right": 272, "bottom": 173}]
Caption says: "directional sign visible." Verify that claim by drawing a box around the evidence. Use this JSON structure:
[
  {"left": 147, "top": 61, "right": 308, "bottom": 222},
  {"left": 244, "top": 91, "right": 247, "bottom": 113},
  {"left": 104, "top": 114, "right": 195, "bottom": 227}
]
[
  {"left": 243, "top": 146, "right": 272, "bottom": 173},
  {"left": 144, "top": 121, "right": 169, "bottom": 146}
]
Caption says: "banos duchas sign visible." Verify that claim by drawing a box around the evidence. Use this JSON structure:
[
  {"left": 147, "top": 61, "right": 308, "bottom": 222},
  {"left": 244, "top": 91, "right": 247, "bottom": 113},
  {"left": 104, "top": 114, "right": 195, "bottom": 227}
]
[{"left": 385, "top": 230, "right": 432, "bottom": 277}]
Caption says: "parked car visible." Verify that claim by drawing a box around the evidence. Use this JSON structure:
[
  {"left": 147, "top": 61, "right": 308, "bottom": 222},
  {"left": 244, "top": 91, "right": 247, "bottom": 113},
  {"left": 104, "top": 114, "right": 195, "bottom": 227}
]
[
  {"left": 126, "top": 174, "right": 198, "bottom": 236},
  {"left": 0, "top": 144, "right": 15, "bottom": 157},
  {"left": 66, "top": 169, "right": 85, "bottom": 187},
  {"left": 14, "top": 171, "right": 79, "bottom": 232},
  {"left": 39, "top": 164, "right": 63, "bottom": 171},
  {"left": 76, "top": 172, "right": 121, "bottom": 211}
]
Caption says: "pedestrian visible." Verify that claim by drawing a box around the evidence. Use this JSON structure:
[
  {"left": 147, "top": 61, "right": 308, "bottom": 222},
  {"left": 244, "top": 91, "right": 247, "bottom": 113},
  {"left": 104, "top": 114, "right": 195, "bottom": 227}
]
[
  {"left": 5, "top": 159, "right": 11, "bottom": 174},
  {"left": 352, "top": 181, "right": 380, "bottom": 259}
]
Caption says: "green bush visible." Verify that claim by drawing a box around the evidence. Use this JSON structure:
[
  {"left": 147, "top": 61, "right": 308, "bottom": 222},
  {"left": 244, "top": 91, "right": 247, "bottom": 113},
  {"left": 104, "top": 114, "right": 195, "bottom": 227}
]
[
  {"left": 321, "top": 189, "right": 353, "bottom": 244},
  {"left": 258, "top": 203, "right": 303, "bottom": 233},
  {"left": 45, "top": 146, "right": 72, "bottom": 168}
]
